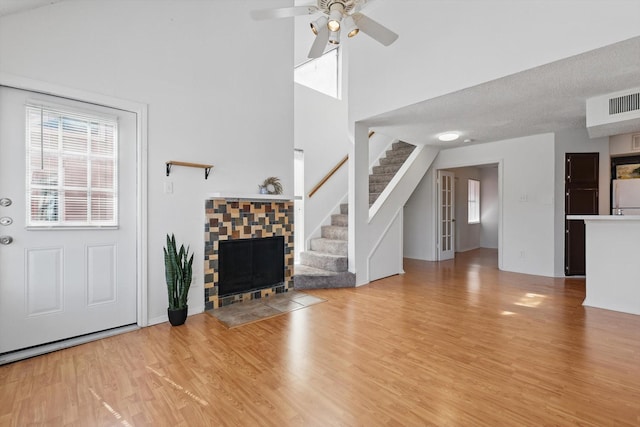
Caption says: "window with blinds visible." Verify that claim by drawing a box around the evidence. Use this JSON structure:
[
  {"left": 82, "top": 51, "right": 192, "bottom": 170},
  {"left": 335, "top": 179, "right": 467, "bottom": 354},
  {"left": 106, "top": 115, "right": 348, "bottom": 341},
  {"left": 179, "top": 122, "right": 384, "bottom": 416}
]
[
  {"left": 468, "top": 179, "right": 480, "bottom": 224},
  {"left": 26, "top": 105, "right": 118, "bottom": 227}
]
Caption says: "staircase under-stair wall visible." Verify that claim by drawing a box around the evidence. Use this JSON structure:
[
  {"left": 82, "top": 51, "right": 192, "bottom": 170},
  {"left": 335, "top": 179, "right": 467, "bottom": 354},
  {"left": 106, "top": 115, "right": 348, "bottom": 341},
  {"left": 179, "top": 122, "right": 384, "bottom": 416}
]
[{"left": 294, "top": 141, "right": 417, "bottom": 289}]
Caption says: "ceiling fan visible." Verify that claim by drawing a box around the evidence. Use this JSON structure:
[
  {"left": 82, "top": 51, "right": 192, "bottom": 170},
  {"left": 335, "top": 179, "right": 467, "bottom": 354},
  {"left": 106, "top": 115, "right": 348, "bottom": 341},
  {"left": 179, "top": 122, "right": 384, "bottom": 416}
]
[{"left": 251, "top": 0, "right": 399, "bottom": 59}]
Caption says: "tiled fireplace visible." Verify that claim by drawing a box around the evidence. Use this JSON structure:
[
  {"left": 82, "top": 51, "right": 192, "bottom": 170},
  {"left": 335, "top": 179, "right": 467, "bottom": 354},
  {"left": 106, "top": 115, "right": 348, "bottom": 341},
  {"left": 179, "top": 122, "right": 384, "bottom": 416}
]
[{"left": 204, "top": 195, "right": 294, "bottom": 310}]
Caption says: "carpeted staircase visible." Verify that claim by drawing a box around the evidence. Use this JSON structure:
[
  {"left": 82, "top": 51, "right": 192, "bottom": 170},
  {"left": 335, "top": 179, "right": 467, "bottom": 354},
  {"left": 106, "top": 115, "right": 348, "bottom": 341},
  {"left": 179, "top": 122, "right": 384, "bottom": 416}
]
[
  {"left": 294, "top": 203, "right": 355, "bottom": 289},
  {"left": 294, "top": 141, "right": 416, "bottom": 289},
  {"left": 369, "top": 141, "right": 416, "bottom": 206}
]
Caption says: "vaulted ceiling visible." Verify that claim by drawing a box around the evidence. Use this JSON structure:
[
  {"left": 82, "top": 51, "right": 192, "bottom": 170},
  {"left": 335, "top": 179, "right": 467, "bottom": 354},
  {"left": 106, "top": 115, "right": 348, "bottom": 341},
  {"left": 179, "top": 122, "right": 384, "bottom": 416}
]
[{"left": 4, "top": 0, "right": 640, "bottom": 147}]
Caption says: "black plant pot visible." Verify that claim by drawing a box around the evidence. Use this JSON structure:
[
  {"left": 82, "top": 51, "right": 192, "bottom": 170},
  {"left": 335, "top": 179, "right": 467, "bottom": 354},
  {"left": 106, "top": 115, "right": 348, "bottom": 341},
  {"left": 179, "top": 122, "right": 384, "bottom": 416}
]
[{"left": 168, "top": 305, "right": 188, "bottom": 326}]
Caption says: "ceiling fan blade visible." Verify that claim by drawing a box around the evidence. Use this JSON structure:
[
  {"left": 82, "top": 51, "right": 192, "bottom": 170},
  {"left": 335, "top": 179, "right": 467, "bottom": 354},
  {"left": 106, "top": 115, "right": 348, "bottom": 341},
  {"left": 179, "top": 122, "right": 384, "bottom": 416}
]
[
  {"left": 352, "top": 12, "right": 399, "bottom": 46},
  {"left": 352, "top": 0, "right": 377, "bottom": 14},
  {"left": 250, "top": 5, "right": 318, "bottom": 20},
  {"left": 308, "top": 26, "right": 330, "bottom": 58}
]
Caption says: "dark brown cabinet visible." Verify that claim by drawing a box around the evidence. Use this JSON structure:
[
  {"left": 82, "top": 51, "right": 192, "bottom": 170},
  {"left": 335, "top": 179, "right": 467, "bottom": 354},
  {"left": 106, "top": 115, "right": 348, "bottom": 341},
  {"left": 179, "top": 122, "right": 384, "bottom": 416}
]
[{"left": 565, "top": 153, "right": 599, "bottom": 276}]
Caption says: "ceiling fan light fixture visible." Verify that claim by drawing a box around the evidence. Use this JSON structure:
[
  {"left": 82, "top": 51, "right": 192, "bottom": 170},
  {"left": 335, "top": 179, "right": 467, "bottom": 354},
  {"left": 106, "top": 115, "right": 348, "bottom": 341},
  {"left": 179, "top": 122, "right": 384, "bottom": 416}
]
[
  {"left": 438, "top": 132, "right": 460, "bottom": 142},
  {"left": 343, "top": 15, "right": 359, "bottom": 37},
  {"left": 310, "top": 16, "right": 328, "bottom": 35},
  {"left": 328, "top": 28, "right": 341, "bottom": 45},
  {"left": 327, "top": 11, "right": 342, "bottom": 31},
  {"left": 327, "top": 2, "right": 344, "bottom": 32}
]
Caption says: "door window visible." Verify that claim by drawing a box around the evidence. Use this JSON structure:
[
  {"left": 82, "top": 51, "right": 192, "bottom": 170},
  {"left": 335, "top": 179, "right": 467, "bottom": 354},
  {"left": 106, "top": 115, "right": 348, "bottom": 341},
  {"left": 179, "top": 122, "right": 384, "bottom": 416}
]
[{"left": 26, "top": 105, "right": 118, "bottom": 227}]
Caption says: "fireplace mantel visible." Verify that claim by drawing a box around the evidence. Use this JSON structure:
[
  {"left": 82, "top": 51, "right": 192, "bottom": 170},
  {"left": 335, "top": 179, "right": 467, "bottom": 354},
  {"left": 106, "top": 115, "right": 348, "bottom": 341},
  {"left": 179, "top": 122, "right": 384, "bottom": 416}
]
[{"left": 207, "top": 192, "right": 293, "bottom": 201}]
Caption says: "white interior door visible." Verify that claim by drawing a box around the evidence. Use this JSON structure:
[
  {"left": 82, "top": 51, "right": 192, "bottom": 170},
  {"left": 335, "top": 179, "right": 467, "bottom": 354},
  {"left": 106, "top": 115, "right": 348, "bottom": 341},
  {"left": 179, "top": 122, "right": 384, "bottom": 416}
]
[
  {"left": 438, "top": 170, "right": 455, "bottom": 260},
  {"left": 0, "top": 86, "right": 137, "bottom": 354}
]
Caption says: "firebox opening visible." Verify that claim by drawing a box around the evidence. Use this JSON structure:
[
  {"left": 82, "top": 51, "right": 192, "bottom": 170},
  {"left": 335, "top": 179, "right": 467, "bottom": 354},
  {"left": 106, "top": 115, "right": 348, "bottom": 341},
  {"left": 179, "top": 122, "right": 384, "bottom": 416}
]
[{"left": 218, "top": 236, "right": 285, "bottom": 297}]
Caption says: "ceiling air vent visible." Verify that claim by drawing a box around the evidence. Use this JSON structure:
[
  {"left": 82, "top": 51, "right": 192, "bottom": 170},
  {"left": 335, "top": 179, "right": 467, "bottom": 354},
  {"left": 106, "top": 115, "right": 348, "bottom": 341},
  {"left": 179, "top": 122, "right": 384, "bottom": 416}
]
[
  {"left": 586, "top": 87, "right": 640, "bottom": 138},
  {"left": 609, "top": 92, "right": 640, "bottom": 115}
]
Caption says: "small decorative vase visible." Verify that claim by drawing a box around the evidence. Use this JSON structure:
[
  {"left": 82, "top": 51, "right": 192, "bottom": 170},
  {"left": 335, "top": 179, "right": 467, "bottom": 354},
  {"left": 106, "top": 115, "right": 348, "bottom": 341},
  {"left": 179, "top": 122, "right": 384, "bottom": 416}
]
[
  {"left": 259, "top": 186, "right": 268, "bottom": 194},
  {"left": 168, "top": 305, "right": 188, "bottom": 326}
]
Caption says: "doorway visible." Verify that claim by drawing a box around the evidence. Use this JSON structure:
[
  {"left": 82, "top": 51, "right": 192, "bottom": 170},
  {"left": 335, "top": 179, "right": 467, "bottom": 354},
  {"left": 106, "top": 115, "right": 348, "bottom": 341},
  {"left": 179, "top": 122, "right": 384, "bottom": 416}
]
[
  {"left": 0, "top": 82, "right": 145, "bottom": 360},
  {"left": 438, "top": 163, "right": 500, "bottom": 261}
]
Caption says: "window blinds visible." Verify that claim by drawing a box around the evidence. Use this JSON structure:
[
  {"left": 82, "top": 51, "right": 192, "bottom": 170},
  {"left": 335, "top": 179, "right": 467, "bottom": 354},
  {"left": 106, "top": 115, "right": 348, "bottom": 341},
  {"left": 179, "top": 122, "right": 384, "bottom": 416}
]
[
  {"left": 26, "top": 105, "right": 118, "bottom": 227},
  {"left": 468, "top": 179, "right": 480, "bottom": 224}
]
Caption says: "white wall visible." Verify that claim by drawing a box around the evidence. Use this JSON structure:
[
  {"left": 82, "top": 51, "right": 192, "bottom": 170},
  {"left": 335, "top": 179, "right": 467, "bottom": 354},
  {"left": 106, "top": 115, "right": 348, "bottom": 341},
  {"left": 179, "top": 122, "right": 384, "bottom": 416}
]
[
  {"left": 348, "top": 0, "right": 640, "bottom": 128},
  {"left": 294, "top": 83, "right": 349, "bottom": 244},
  {"left": 405, "top": 134, "right": 556, "bottom": 277},
  {"left": 480, "top": 166, "right": 499, "bottom": 249},
  {"left": 368, "top": 211, "right": 404, "bottom": 281},
  {"left": 610, "top": 133, "right": 640, "bottom": 157},
  {"left": 369, "top": 132, "right": 396, "bottom": 169},
  {"left": 0, "top": 0, "right": 294, "bottom": 323},
  {"left": 403, "top": 170, "right": 433, "bottom": 260},
  {"left": 553, "top": 128, "right": 610, "bottom": 276}
]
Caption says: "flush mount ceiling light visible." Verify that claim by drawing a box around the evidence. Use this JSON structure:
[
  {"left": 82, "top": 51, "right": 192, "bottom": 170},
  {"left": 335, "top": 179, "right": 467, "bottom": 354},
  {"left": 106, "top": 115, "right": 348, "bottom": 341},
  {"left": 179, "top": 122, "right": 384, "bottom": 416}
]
[
  {"left": 250, "top": 0, "right": 399, "bottom": 59},
  {"left": 438, "top": 132, "right": 460, "bottom": 142}
]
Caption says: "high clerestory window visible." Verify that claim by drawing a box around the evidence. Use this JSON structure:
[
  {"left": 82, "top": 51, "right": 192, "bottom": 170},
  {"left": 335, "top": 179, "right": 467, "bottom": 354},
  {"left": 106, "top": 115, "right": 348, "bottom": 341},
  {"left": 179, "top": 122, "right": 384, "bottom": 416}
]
[
  {"left": 26, "top": 104, "right": 118, "bottom": 228},
  {"left": 294, "top": 47, "right": 341, "bottom": 99}
]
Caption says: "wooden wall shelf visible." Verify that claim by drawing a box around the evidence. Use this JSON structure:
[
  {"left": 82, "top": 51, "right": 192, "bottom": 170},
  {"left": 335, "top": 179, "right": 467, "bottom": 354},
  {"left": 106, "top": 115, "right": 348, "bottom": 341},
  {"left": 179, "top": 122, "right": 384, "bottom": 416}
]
[{"left": 166, "top": 161, "right": 213, "bottom": 179}]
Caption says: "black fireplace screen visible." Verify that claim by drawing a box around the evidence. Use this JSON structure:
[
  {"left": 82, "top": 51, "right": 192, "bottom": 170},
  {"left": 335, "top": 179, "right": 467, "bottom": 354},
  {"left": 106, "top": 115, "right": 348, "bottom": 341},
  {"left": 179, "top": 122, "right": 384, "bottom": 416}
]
[{"left": 218, "top": 236, "right": 285, "bottom": 297}]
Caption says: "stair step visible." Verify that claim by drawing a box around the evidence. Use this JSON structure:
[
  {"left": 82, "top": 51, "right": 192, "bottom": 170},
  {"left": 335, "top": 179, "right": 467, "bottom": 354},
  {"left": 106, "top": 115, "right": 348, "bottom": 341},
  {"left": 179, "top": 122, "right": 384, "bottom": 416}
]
[
  {"left": 340, "top": 203, "right": 348, "bottom": 215},
  {"left": 310, "top": 238, "right": 347, "bottom": 256},
  {"left": 293, "top": 265, "right": 356, "bottom": 289},
  {"left": 372, "top": 164, "right": 402, "bottom": 175},
  {"left": 370, "top": 192, "right": 381, "bottom": 205},
  {"left": 331, "top": 213, "right": 348, "bottom": 227},
  {"left": 384, "top": 147, "right": 414, "bottom": 159},
  {"left": 379, "top": 156, "right": 409, "bottom": 166},
  {"left": 300, "top": 251, "right": 348, "bottom": 272},
  {"left": 369, "top": 182, "right": 389, "bottom": 193},
  {"left": 369, "top": 173, "right": 395, "bottom": 184},
  {"left": 321, "top": 225, "right": 348, "bottom": 241},
  {"left": 392, "top": 141, "right": 414, "bottom": 150}
]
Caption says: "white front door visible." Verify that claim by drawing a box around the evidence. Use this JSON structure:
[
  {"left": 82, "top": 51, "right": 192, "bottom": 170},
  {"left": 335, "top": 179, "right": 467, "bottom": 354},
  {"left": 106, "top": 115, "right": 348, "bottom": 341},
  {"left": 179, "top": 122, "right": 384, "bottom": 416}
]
[
  {"left": 0, "top": 86, "right": 137, "bottom": 354},
  {"left": 438, "top": 170, "right": 455, "bottom": 260}
]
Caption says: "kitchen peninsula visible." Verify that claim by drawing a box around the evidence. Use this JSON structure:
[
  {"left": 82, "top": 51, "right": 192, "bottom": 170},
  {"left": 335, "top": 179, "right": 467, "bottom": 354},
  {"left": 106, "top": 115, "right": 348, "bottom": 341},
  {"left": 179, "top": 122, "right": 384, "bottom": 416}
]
[{"left": 568, "top": 215, "right": 640, "bottom": 315}]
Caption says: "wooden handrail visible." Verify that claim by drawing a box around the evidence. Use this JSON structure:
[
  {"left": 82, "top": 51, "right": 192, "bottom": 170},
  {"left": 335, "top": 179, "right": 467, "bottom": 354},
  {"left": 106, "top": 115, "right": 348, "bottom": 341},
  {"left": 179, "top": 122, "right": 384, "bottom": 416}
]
[
  {"left": 308, "top": 155, "right": 348, "bottom": 198},
  {"left": 306, "top": 132, "right": 374, "bottom": 198}
]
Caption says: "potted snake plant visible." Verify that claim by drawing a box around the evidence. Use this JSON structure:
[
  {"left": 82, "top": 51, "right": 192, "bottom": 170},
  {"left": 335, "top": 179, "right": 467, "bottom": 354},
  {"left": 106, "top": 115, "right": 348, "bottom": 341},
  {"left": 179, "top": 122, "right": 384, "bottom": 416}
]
[{"left": 164, "top": 234, "right": 194, "bottom": 326}]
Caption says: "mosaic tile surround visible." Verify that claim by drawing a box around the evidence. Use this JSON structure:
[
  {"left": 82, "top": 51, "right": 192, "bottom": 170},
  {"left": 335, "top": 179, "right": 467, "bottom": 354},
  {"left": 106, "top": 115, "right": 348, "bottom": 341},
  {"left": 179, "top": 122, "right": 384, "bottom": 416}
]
[{"left": 204, "top": 199, "right": 294, "bottom": 310}]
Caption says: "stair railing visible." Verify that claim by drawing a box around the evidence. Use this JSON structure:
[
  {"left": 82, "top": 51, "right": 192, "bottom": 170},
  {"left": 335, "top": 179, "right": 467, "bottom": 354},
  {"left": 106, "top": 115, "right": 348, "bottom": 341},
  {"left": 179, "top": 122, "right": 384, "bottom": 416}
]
[
  {"left": 308, "top": 155, "right": 348, "bottom": 198},
  {"left": 307, "top": 131, "right": 376, "bottom": 198}
]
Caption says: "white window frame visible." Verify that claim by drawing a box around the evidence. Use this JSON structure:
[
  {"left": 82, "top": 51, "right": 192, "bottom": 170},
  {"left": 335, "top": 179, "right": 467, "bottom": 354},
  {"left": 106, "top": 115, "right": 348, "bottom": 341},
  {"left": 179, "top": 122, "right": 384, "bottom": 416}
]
[
  {"left": 294, "top": 47, "right": 341, "bottom": 99},
  {"left": 25, "top": 103, "right": 119, "bottom": 229},
  {"left": 468, "top": 179, "right": 480, "bottom": 224}
]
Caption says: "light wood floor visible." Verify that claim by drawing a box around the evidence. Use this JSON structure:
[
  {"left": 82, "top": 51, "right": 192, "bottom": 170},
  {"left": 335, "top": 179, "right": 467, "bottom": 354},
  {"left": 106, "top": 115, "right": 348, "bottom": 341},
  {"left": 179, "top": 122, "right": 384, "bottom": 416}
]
[{"left": 2, "top": 248, "right": 640, "bottom": 426}]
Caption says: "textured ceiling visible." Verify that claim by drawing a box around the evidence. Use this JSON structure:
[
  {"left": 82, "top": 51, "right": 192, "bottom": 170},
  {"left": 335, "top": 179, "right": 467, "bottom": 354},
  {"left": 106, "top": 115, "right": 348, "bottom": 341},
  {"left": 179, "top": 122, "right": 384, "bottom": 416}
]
[
  {"left": 0, "top": 0, "right": 63, "bottom": 16},
  {"left": 365, "top": 36, "right": 640, "bottom": 147}
]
